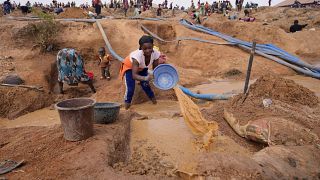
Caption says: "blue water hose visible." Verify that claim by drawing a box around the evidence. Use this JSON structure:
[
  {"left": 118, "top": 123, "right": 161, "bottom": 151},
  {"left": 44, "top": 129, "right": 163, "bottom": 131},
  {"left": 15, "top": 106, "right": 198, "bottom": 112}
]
[
  {"left": 180, "top": 19, "right": 320, "bottom": 75},
  {"left": 179, "top": 86, "right": 231, "bottom": 100}
]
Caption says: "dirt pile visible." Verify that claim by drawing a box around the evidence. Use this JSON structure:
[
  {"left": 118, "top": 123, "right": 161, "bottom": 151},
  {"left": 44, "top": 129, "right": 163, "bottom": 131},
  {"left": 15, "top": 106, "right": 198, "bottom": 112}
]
[
  {"left": 57, "top": 8, "right": 87, "bottom": 19},
  {"left": 0, "top": 112, "right": 135, "bottom": 179},
  {"left": 229, "top": 75, "right": 320, "bottom": 120},
  {"left": 225, "top": 74, "right": 320, "bottom": 145},
  {"left": 203, "top": 18, "right": 293, "bottom": 48},
  {"left": 240, "top": 74, "right": 319, "bottom": 107},
  {"left": 0, "top": 87, "right": 53, "bottom": 119}
]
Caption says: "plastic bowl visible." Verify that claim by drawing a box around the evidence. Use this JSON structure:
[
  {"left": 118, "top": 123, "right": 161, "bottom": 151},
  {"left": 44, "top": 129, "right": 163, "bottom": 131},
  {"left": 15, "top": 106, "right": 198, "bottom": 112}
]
[
  {"left": 153, "top": 64, "right": 179, "bottom": 90},
  {"left": 94, "top": 102, "right": 121, "bottom": 124}
]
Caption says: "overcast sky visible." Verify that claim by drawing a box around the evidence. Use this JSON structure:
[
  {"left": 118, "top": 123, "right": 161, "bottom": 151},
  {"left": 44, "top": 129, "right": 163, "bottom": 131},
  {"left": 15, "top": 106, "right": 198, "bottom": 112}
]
[{"left": 1, "top": 0, "right": 283, "bottom": 8}]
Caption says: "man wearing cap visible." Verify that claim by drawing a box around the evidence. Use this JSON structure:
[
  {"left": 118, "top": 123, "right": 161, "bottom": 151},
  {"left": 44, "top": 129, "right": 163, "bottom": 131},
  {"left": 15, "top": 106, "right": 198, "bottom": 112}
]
[{"left": 119, "top": 35, "right": 166, "bottom": 109}]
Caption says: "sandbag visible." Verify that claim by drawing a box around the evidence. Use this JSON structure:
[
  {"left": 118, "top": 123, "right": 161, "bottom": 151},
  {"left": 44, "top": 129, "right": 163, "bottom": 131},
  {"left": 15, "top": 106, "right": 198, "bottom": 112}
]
[{"left": 223, "top": 108, "right": 319, "bottom": 145}]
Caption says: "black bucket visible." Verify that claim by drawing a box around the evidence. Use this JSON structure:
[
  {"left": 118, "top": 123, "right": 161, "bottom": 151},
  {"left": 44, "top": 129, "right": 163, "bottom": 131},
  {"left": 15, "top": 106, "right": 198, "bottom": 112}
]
[{"left": 94, "top": 102, "right": 121, "bottom": 124}]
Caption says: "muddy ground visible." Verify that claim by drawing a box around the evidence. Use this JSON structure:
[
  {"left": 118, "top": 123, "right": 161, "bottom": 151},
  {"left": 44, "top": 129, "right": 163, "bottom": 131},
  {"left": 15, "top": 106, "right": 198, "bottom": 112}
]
[{"left": 1, "top": 6, "right": 320, "bottom": 179}]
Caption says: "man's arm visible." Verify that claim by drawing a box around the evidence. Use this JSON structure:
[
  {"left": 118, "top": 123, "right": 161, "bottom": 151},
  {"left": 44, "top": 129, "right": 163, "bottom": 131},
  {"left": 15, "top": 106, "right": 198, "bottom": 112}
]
[
  {"left": 152, "top": 59, "right": 160, "bottom": 70},
  {"left": 132, "top": 58, "right": 151, "bottom": 81}
]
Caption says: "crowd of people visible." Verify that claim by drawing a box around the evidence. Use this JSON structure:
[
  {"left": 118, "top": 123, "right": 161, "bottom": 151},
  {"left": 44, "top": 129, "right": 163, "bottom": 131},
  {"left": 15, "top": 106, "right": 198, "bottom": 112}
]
[
  {"left": 1, "top": 0, "right": 79, "bottom": 15},
  {"left": 1, "top": 0, "right": 312, "bottom": 33},
  {"left": 187, "top": 0, "right": 261, "bottom": 23},
  {"left": 1, "top": 0, "right": 183, "bottom": 17}
]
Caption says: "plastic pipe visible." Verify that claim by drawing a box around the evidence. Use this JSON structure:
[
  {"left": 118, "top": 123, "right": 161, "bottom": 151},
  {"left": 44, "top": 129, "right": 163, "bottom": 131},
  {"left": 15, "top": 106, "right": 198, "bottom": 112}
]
[{"left": 179, "top": 86, "right": 231, "bottom": 100}]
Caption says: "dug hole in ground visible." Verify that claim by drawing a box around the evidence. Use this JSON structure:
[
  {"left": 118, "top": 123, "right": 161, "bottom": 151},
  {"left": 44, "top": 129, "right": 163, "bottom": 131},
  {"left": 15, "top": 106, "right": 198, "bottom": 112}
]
[{"left": 1, "top": 6, "right": 320, "bottom": 179}]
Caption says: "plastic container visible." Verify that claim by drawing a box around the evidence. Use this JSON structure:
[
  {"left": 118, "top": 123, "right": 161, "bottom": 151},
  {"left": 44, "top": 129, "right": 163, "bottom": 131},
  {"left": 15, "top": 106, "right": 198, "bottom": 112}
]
[
  {"left": 94, "top": 102, "right": 121, "bottom": 124},
  {"left": 55, "top": 98, "right": 95, "bottom": 141},
  {"left": 153, "top": 64, "right": 179, "bottom": 90}
]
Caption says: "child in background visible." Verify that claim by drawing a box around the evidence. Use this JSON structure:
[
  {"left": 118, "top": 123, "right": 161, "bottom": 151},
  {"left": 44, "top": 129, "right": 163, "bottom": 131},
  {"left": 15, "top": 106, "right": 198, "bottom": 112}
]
[{"left": 98, "top": 47, "right": 113, "bottom": 80}]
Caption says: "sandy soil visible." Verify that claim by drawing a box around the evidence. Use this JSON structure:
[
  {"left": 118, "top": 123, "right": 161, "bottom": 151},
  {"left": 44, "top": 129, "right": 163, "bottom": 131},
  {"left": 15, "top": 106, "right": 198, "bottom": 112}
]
[
  {"left": 1, "top": 6, "right": 320, "bottom": 179},
  {"left": 0, "top": 112, "right": 141, "bottom": 179}
]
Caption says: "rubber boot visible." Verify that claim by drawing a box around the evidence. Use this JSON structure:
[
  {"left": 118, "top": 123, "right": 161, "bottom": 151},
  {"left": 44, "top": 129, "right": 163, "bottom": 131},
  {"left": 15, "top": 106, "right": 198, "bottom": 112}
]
[
  {"left": 151, "top": 97, "right": 157, "bottom": 104},
  {"left": 124, "top": 103, "right": 131, "bottom": 110}
]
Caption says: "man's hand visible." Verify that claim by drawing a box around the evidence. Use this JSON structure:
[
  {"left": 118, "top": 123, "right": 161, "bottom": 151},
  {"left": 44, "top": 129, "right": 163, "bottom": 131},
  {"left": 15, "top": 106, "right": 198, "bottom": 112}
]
[
  {"left": 143, "top": 75, "right": 153, "bottom": 81},
  {"left": 159, "top": 54, "right": 167, "bottom": 64}
]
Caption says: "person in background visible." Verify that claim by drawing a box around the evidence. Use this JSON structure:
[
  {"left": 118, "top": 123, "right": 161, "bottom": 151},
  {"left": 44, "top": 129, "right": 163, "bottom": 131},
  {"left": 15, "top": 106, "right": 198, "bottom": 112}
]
[
  {"left": 123, "top": 0, "right": 129, "bottom": 16},
  {"left": 133, "top": 5, "right": 140, "bottom": 16},
  {"left": 205, "top": 1, "right": 209, "bottom": 15},
  {"left": 191, "top": 0, "right": 195, "bottom": 9},
  {"left": 238, "top": 0, "right": 243, "bottom": 11},
  {"left": 199, "top": 3, "right": 205, "bottom": 15},
  {"left": 3, "top": 0, "right": 12, "bottom": 15},
  {"left": 109, "top": 0, "right": 114, "bottom": 8},
  {"left": 221, "top": 1, "right": 227, "bottom": 15},
  {"left": 93, "top": 0, "right": 102, "bottom": 16},
  {"left": 54, "top": 6, "right": 64, "bottom": 14},
  {"left": 235, "top": 0, "right": 238, "bottom": 10},
  {"left": 12, "top": 1, "right": 17, "bottom": 10},
  {"left": 157, "top": 4, "right": 162, "bottom": 16},
  {"left": 268, "top": 0, "right": 271, "bottom": 6},
  {"left": 192, "top": 10, "right": 201, "bottom": 23},
  {"left": 130, "top": 0, "right": 134, "bottom": 8},
  {"left": 290, "top": 20, "right": 308, "bottom": 33},
  {"left": 244, "top": 8, "right": 249, "bottom": 16},
  {"left": 98, "top": 47, "right": 113, "bottom": 80},
  {"left": 245, "top": 2, "right": 250, "bottom": 8},
  {"left": 26, "top": 1, "right": 31, "bottom": 7},
  {"left": 119, "top": 36, "right": 166, "bottom": 110}
]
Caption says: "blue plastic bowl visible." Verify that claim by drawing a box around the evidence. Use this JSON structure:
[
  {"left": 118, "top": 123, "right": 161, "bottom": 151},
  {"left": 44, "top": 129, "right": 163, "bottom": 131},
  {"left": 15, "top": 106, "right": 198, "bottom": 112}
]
[{"left": 153, "top": 64, "right": 179, "bottom": 90}]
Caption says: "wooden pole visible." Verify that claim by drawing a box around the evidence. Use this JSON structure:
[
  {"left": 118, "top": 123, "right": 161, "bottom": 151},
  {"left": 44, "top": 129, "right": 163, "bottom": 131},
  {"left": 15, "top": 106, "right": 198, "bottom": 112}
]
[
  {"left": 243, "top": 41, "right": 256, "bottom": 94},
  {"left": 0, "top": 84, "right": 44, "bottom": 91}
]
